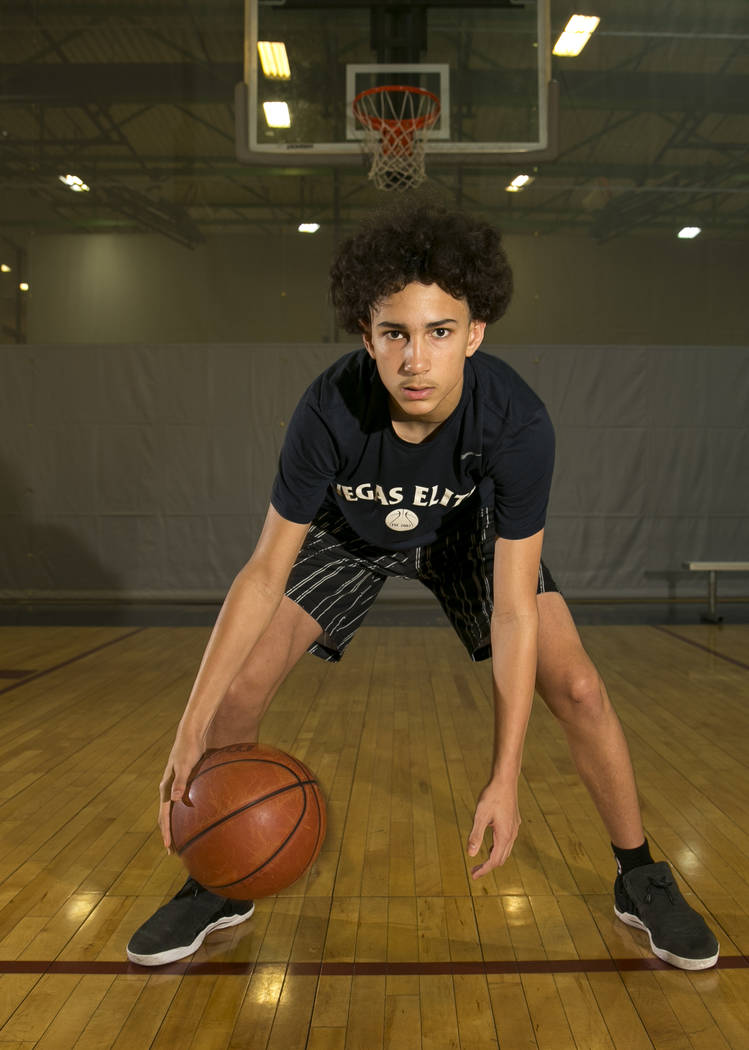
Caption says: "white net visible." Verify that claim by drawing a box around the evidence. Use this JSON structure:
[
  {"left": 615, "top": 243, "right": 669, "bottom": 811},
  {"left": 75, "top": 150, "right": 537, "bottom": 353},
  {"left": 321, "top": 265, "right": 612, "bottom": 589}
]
[{"left": 353, "top": 85, "right": 441, "bottom": 191}]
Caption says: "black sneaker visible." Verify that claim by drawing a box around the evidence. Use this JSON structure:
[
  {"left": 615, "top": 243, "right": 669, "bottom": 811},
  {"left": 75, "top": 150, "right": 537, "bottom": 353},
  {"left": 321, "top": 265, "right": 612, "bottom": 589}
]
[
  {"left": 614, "top": 861, "right": 719, "bottom": 970},
  {"left": 126, "top": 877, "right": 255, "bottom": 966}
]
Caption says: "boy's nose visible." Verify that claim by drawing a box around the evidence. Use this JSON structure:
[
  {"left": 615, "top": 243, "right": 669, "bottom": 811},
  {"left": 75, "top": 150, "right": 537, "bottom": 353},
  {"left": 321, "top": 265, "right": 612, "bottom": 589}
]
[{"left": 404, "top": 339, "right": 429, "bottom": 374}]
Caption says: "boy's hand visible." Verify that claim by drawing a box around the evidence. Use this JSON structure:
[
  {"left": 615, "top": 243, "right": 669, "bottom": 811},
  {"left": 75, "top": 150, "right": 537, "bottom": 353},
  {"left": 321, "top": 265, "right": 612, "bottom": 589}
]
[
  {"left": 158, "top": 731, "right": 205, "bottom": 851},
  {"left": 467, "top": 783, "right": 521, "bottom": 878}
]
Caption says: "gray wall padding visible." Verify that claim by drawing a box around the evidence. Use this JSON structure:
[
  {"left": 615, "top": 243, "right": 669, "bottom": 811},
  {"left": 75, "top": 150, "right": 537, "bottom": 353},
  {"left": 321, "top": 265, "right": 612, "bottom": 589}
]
[{"left": 1, "top": 343, "right": 747, "bottom": 599}]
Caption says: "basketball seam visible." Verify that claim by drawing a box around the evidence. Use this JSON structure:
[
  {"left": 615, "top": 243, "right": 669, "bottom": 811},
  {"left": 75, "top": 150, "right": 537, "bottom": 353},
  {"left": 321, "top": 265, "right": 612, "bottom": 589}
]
[
  {"left": 173, "top": 778, "right": 317, "bottom": 855},
  {"left": 206, "top": 782, "right": 321, "bottom": 892},
  {"left": 189, "top": 756, "right": 309, "bottom": 787}
]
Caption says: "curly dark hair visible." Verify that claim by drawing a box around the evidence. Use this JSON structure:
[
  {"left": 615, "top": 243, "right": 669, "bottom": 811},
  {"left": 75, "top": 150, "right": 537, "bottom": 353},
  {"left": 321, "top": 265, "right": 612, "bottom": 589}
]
[{"left": 329, "top": 197, "right": 513, "bottom": 332}]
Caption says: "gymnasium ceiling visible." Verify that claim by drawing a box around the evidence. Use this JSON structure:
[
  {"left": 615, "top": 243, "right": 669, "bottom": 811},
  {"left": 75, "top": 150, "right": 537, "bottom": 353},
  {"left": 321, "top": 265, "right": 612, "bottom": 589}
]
[{"left": 1, "top": 0, "right": 748, "bottom": 249}]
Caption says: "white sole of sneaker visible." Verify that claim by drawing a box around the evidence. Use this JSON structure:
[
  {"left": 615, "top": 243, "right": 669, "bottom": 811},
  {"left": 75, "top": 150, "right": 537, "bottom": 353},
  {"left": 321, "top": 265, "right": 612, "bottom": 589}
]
[
  {"left": 614, "top": 906, "right": 719, "bottom": 970},
  {"left": 126, "top": 903, "right": 255, "bottom": 967}
]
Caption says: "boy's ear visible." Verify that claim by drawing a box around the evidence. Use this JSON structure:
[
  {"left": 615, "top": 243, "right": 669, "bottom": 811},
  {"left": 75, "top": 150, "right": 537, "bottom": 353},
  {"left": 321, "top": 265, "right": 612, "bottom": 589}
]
[{"left": 465, "top": 319, "right": 486, "bottom": 357}]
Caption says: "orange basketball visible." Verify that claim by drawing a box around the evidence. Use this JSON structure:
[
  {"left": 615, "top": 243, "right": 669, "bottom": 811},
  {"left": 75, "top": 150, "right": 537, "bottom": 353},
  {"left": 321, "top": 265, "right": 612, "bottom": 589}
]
[{"left": 170, "top": 743, "right": 326, "bottom": 900}]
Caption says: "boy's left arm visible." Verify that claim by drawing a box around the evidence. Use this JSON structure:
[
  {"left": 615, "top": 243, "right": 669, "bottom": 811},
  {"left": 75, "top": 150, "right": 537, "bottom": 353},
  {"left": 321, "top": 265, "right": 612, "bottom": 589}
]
[{"left": 467, "top": 528, "right": 545, "bottom": 878}]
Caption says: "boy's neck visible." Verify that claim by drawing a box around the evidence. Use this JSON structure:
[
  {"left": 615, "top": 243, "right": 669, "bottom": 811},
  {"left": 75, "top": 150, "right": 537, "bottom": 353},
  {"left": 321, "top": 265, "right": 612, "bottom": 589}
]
[{"left": 390, "top": 417, "right": 444, "bottom": 444}]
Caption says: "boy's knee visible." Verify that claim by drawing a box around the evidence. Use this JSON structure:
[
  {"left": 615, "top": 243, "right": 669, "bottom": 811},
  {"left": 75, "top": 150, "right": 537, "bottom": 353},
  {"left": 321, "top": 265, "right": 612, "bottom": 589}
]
[
  {"left": 223, "top": 666, "right": 268, "bottom": 712},
  {"left": 546, "top": 666, "right": 607, "bottom": 724},
  {"left": 568, "top": 669, "right": 605, "bottom": 710}
]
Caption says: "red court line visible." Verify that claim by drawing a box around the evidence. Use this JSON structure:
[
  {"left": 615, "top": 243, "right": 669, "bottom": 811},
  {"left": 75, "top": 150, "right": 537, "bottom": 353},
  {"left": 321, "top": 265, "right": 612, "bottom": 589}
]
[
  {"left": 0, "top": 628, "right": 146, "bottom": 696},
  {"left": 1, "top": 956, "right": 746, "bottom": 977},
  {"left": 653, "top": 626, "right": 749, "bottom": 671}
]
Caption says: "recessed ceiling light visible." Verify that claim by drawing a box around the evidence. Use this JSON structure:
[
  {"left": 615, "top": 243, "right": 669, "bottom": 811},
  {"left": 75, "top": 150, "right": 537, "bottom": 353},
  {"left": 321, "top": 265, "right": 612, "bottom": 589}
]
[
  {"left": 59, "top": 173, "right": 90, "bottom": 192},
  {"left": 506, "top": 174, "right": 534, "bottom": 193},
  {"left": 19, "top": 282, "right": 29, "bottom": 292},
  {"left": 258, "top": 41, "right": 291, "bottom": 80},
  {"left": 298, "top": 223, "right": 320, "bottom": 234},
  {"left": 677, "top": 226, "right": 701, "bottom": 239},
  {"left": 263, "top": 101, "right": 291, "bottom": 128},
  {"left": 553, "top": 15, "right": 600, "bottom": 57},
  {"left": 1, "top": 264, "right": 11, "bottom": 273}
]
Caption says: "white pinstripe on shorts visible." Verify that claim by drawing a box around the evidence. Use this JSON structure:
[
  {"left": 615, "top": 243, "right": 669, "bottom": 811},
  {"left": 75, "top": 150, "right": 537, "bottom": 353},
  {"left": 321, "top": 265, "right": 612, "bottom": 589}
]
[{"left": 285, "top": 500, "right": 558, "bottom": 663}]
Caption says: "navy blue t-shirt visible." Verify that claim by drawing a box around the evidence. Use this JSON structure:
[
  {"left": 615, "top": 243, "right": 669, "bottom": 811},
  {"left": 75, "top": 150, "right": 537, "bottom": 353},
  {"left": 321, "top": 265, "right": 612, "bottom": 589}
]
[{"left": 271, "top": 349, "right": 554, "bottom": 551}]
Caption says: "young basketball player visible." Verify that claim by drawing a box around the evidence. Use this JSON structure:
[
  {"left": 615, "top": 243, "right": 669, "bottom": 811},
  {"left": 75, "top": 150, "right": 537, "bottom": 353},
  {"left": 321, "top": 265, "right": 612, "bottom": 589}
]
[{"left": 127, "top": 201, "right": 718, "bottom": 970}]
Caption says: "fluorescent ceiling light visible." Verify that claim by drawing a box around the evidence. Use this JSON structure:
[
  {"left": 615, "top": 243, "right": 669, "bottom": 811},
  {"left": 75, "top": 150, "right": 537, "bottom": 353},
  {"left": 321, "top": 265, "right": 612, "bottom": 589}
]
[
  {"left": 59, "top": 173, "right": 90, "bottom": 192},
  {"left": 553, "top": 15, "right": 600, "bottom": 57},
  {"left": 506, "top": 174, "right": 534, "bottom": 193},
  {"left": 258, "top": 41, "right": 291, "bottom": 80},
  {"left": 298, "top": 223, "right": 320, "bottom": 234},
  {"left": 677, "top": 226, "right": 701, "bottom": 239},
  {"left": 263, "top": 101, "right": 291, "bottom": 128}
]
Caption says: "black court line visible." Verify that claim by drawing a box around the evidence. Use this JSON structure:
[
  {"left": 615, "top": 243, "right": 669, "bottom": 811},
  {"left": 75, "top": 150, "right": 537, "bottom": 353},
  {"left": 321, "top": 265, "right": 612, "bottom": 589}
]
[
  {"left": 653, "top": 626, "right": 749, "bottom": 672},
  {"left": 1, "top": 956, "right": 746, "bottom": 977},
  {"left": 0, "top": 628, "right": 146, "bottom": 696}
]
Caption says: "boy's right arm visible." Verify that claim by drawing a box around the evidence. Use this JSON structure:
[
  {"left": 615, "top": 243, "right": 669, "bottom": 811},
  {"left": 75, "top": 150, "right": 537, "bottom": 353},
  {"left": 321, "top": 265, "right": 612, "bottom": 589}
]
[{"left": 158, "top": 504, "right": 311, "bottom": 848}]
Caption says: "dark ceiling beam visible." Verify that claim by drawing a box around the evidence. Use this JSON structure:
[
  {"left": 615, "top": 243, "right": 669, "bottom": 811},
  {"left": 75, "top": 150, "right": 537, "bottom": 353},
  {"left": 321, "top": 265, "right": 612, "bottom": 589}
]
[
  {"left": 554, "top": 69, "right": 748, "bottom": 115},
  {"left": 590, "top": 154, "right": 749, "bottom": 241},
  {"left": 7, "top": 209, "right": 746, "bottom": 238},
  {"left": 4, "top": 155, "right": 747, "bottom": 188},
  {"left": 0, "top": 63, "right": 241, "bottom": 105},
  {"left": 0, "top": 1, "right": 242, "bottom": 19},
  {"left": 259, "top": 0, "right": 519, "bottom": 6},
  {"left": 172, "top": 191, "right": 747, "bottom": 211},
  {"left": 2, "top": 178, "right": 207, "bottom": 246},
  {"left": 2, "top": 64, "right": 749, "bottom": 115},
  {"left": 553, "top": 112, "right": 642, "bottom": 164},
  {"left": 0, "top": 0, "right": 516, "bottom": 14},
  {"left": 0, "top": 1, "right": 745, "bottom": 27},
  {"left": 172, "top": 104, "right": 235, "bottom": 143},
  {"left": 97, "top": 183, "right": 205, "bottom": 246},
  {"left": 23, "top": 28, "right": 95, "bottom": 65}
]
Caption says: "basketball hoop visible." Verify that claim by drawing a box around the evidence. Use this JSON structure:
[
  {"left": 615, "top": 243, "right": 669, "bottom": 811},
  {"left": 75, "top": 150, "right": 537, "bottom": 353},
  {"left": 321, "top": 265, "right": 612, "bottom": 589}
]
[{"left": 352, "top": 85, "right": 441, "bottom": 191}]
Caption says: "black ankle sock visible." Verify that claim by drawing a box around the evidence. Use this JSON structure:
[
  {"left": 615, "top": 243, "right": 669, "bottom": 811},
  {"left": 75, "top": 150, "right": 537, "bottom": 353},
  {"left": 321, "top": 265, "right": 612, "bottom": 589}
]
[{"left": 612, "top": 839, "right": 654, "bottom": 876}]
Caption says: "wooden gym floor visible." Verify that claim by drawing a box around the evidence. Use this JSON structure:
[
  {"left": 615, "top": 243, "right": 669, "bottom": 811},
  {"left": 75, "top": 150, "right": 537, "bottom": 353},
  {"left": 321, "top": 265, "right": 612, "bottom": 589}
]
[{"left": 0, "top": 621, "right": 748, "bottom": 1049}]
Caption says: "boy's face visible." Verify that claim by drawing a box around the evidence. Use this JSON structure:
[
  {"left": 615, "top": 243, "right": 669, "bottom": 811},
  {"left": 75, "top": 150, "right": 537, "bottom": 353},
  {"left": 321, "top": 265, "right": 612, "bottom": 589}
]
[{"left": 362, "top": 282, "right": 486, "bottom": 438}]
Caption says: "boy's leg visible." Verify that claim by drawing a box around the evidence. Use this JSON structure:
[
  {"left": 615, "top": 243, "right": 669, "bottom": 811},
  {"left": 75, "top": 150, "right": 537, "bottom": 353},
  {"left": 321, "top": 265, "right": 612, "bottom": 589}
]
[
  {"left": 127, "top": 596, "right": 322, "bottom": 966},
  {"left": 535, "top": 591, "right": 718, "bottom": 970},
  {"left": 534, "top": 591, "right": 644, "bottom": 847},
  {"left": 206, "top": 595, "right": 324, "bottom": 747}
]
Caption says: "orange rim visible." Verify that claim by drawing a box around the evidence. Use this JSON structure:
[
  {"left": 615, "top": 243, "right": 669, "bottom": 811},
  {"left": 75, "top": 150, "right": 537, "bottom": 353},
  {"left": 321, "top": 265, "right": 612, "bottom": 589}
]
[{"left": 352, "top": 84, "right": 441, "bottom": 134}]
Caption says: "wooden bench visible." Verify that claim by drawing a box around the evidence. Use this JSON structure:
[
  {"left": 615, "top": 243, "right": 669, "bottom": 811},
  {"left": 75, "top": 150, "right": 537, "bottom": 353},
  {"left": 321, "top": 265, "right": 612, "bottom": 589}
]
[{"left": 682, "top": 561, "right": 749, "bottom": 622}]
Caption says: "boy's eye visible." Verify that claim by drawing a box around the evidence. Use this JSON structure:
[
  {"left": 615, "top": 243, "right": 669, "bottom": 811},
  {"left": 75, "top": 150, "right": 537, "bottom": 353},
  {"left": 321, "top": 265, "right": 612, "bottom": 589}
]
[
  {"left": 385, "top": 329, "right": 405, "bottom": 340},
  {"left": 432, "top": 327, "right": 451, "bottom": 338}
]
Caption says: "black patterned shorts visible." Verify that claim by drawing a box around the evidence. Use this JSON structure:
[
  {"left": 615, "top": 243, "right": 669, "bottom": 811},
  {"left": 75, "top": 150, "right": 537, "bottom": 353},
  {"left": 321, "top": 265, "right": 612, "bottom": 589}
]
[{"left": 285, "top": 501, "right": 559, "bottom": 663}]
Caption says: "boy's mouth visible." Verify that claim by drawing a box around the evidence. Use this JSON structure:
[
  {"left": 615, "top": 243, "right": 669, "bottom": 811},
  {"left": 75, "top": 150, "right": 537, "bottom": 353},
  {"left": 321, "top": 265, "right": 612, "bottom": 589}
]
[{"left": 402, "top": 386, "right": 433, "bottom": 401}]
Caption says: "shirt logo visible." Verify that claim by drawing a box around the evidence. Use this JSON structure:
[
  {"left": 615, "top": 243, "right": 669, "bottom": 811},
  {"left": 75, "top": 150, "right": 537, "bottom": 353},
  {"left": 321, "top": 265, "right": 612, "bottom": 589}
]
[
  {"left": 385, "top": 508, "right": 419, "bottom": 532},
  {"left": 460, "top": 451, "right": 482, "bottom": 460}
]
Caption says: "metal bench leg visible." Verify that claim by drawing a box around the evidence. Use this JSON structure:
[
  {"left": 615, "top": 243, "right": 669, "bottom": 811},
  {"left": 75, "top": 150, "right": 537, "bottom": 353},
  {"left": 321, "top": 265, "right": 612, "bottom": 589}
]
[{"left": 701, "top": 570, "right": 723, "bottom": 624}]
